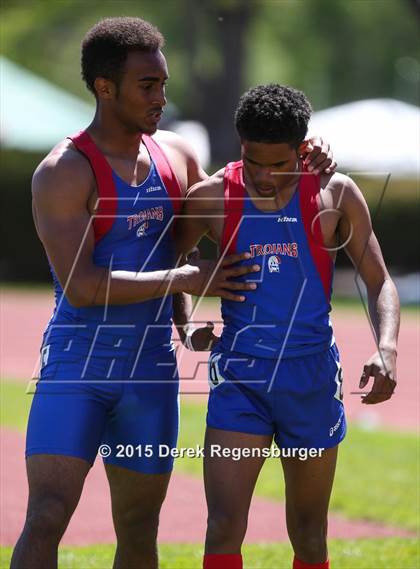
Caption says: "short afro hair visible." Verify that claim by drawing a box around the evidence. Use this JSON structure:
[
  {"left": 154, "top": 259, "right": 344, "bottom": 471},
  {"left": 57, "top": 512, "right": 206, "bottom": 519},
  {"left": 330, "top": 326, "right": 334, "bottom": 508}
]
[
  {"left": 235, "top": 84, "right": 312, "bottom": 147},
  {"left": 81, "top": 17, "right": 164, "bottom": 95}
]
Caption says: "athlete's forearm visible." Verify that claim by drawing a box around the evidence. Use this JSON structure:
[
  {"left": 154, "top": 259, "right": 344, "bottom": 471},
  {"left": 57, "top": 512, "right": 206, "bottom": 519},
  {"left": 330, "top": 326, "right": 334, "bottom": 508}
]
[
  {"left": 65, "top": 265, "right": 196, "bottom": 308},
  {"left": 172, "top": 292, "right": 194, "bottom": 343},
  {"left": 367, "top": 277, "right": 400, "bottom": 353}
]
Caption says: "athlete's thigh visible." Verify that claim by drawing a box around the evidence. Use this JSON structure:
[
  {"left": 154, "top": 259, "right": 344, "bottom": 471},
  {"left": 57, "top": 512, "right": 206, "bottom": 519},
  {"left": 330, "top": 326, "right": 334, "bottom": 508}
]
[
  {"left": 204, "top": 427, "right": 273, "bottom": 516},
  {"left": 105, "top": 463, "right": 171, "bottom": 523},
  {"left": 26, "top": 454, "right": 91, "bottom": 519},
  {"left": 26, "top": 379, "right": 114, "bottom": 465},
  {"left": 102, "top": 349, "right": 179, "bottom": 474},
  {"left": 281, "top": 445, "right": 338, "bottom": 519},
  {"left": 27, "top": 329, "right": 123, "bottom": 465}
]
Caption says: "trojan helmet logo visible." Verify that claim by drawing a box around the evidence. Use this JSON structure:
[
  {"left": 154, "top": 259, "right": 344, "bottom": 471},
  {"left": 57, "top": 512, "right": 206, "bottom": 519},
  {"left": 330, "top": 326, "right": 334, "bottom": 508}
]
[
  {"left": 137, "top": 222, "right": 148, "bottom": 237},
  {"left": 268, "top": 255, "right": 281, "bottom": 273}
]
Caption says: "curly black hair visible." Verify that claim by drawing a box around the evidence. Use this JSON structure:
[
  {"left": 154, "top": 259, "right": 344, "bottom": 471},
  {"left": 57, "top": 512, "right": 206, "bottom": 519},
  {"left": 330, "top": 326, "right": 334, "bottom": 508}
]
[
  {"left": 81, "top": 17, "right": 164, "bottom": 96},
  {"left": 235, "top": 84, "right": 312, "bottom": 147}
]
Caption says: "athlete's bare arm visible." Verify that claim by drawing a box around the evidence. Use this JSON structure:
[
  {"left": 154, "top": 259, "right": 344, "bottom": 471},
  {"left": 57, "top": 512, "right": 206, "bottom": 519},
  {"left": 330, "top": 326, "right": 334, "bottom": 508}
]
[
  {"left": 173, "top": 170, "right": 259, "bottom": 349},
  {"left": 327, "top": 173, "right": 400, "bottom": 404},
  {"left": 176, "top": 170, "right": 226, "bottom": 255},
  {"left": 32, "top": 143, "right": 256, "bottom": 307},
  {"left": 153, "top": 133, "right": 253, "bottom": 349}
]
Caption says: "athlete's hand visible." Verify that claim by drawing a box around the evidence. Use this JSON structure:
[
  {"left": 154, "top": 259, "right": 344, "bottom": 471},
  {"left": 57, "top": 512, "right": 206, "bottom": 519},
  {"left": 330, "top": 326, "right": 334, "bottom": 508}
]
[
  {"left": 183, "top": 322, "right": 220, "bottom": 351},
  {"left": 359, "top": 349, "right": 397, "bottom": 404},
  {"left": 301, "top": 136, "right": 337, "bottom": 175},
  {"left": 182, "top": 250, "right": 260, "bottom": 301}
]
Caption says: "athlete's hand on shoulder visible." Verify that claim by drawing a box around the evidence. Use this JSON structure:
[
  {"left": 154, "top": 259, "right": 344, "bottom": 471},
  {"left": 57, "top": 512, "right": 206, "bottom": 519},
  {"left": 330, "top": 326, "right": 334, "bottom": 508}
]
[
  {"left": 181, "top": 249, "right": 260, "bottom": 302},
  {"left": 301, "top": 136, "right": 337, "bottom": 175},
  {"left": 183, "top": 322, "right": 220, "bottom": 351},
  {"left": 359, "top": 348, "right": 397, "bottom": 404}
]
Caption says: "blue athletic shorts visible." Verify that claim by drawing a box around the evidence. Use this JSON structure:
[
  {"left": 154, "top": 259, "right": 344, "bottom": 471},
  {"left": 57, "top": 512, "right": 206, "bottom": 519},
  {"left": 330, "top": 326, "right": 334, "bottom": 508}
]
[
  {"left": 26, "top": 325, "right": 179, "bottom": 474},
  {"left": 207, "top": 343, "right": 346, "bottom": 450}
]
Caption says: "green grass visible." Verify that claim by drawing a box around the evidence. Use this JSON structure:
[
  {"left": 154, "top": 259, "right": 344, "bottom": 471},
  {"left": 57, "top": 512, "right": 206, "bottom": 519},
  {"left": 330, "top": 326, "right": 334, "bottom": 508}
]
[
  {"left": 0, "top": 380, "right": 33, "bottom": 432},
  {"left": 175, "top": 395, "right": 420, "bottom": 532},
  {"left": 2, "top": 381, "right": 419, "bottom": 532},
  {"left": 1, "top": 539, "right": 419, "bottom": 568}
]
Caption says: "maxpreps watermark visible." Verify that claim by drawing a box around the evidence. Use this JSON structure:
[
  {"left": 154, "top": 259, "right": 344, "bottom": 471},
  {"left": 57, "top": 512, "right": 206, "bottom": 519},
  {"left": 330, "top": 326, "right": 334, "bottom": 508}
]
[{"left": 99, "top": 444, "right": 325, "bottom": 461}]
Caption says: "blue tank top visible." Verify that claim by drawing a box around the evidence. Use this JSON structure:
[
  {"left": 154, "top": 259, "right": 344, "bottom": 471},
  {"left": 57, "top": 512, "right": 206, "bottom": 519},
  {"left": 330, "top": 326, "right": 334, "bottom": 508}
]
[
  {"left": 219, "top": 161, "right": 334, "bottom": 359},
  {"left": 46, "top": 130, "right": 182, "bottom": 352}
]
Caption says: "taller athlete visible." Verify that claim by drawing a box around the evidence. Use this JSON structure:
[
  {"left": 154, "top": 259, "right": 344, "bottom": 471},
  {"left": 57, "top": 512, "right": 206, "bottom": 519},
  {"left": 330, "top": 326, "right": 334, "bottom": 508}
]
[
  {"left": 177, "top": 84, "right": 400, "bottom": 569},
  {"left": 12, "top": 17, "right": 336, "bottom": 569},
  {"left": 11, "top": 18, "right": 261, "bottom": 569}
]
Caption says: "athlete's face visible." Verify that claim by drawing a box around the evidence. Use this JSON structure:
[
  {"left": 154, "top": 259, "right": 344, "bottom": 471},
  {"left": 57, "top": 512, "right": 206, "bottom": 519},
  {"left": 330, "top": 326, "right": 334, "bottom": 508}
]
[
  {"left": 108, "top": 50, "right": 168, "bottom": 134},
  {"left": 241, "top": 140, "right": 302, "bottom": 198}
]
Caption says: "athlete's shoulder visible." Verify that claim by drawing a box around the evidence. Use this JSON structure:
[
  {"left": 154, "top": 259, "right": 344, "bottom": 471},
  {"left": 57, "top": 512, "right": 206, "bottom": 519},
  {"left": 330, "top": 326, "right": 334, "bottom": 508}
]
[
  {"left": 32, "top": 138, "right": 94, "bottom": 199},
  {"left": 186, "top": 168, "right": 225, "bottom": 199},
  {"left": 183, "top": 168, "right": 225, "bottom": 213},
  {"left": 320, "top": 171, "right": 366, "bottom": 210},
  {"left": 151, "top": 129, "right": 207, "bottom": 189},
  {"left": 152, "top": 129, "right": 196, "bottom": 158}
]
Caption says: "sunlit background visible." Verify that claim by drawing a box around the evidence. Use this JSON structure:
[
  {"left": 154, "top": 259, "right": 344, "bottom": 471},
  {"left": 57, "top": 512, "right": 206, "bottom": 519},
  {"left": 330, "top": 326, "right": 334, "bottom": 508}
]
[{"left": 1, "top": 1, "right": 419, "bottom": 568}]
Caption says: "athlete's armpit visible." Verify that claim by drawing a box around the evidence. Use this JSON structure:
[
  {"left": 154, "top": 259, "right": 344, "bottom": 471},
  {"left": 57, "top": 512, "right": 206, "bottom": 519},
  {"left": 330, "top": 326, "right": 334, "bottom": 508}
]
[{"left": 175, "top": 176, "right": 224, "bottom": 256}]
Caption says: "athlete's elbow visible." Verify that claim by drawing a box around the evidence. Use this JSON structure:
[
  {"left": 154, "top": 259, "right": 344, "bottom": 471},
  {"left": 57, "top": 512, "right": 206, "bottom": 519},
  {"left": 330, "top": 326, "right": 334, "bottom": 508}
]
[
  {"left": 65, "top": 288, "right": 89, "bottom": 308},
  {"left": 65, "top": 277, "right": 102, "bottom": 308}
]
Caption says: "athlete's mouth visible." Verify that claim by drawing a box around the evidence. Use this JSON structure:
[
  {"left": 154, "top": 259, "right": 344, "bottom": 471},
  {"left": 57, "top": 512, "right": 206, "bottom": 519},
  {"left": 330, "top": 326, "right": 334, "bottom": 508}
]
[
  {"left": 148, "top": 109, "right": 163, "bottom": 122},
  {"left": 257, "top": 186, "right": 275, "bottom": 195}
]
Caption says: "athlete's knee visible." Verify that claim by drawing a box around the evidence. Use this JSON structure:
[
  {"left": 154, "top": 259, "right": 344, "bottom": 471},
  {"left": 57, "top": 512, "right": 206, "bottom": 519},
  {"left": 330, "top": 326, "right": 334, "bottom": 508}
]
[
  {"left": 289, "top": 517, "right": 327, "bottom": 560},
  {"left": 206, "top": 509, "right": 248, "bottom": 548},
  {"left": 25, "top": 495, "right": 72, "bottom": 539},
  {"left": 114, "top": 505, "right": 160, "bottom": 543}
]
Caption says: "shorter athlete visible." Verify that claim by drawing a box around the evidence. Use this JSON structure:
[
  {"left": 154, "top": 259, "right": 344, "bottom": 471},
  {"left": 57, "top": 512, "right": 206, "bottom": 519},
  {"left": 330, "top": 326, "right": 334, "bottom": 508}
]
[{"left": 177, "top": 84, "right": 400, "bottom": 569}]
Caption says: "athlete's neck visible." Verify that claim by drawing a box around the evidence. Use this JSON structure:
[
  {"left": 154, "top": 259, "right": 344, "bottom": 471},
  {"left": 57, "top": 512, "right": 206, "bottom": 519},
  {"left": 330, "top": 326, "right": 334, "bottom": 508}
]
[{"left": 87, "top": 113, "right": 145, "bottom": 160}]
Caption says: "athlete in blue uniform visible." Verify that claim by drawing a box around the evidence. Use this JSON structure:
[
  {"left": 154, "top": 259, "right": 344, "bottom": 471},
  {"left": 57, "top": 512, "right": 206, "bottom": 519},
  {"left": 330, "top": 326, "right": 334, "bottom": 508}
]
[
  {"left": 177, "top": 84, "right": 399, "bottom": 569},
  {"left": 12, "top": 19, "right": 336, "bottom": 569},
  {"left": 10, "top": 18, "right": 263, "bottom": 569}
]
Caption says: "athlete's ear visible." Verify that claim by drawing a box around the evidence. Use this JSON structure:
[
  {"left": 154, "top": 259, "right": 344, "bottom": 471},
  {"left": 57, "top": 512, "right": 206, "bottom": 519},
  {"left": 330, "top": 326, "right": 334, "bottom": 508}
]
[
  {"left": 298, "top": 141, "right": 312, "bottom": 158},
  {"left": 94, "top": 77, "right": 116, "bottom": 100}
]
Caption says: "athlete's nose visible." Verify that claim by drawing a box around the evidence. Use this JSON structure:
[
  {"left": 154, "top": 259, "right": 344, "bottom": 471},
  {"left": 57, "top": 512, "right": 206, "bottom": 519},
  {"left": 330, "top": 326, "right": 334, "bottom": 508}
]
[
  {"left": 158, "top": 86, "right": 167, "bottom": 108},
  {"left": 255, "top": 166, "right": 275, "bottom": 186}
]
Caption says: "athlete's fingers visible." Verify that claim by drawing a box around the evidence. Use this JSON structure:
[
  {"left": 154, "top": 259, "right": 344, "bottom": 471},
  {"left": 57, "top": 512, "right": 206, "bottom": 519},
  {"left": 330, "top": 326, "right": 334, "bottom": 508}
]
[
  {"left": 190, "top": 322, "right": 220, "bottom": 351},
  {"left": 221, "top": 252, "right": 252, "bottom": 266},
  {"left": 325, "top": 160, "right": 337, "bottom": 174},
  {"left": 359, "top": 363, "right": 373, "bottom": 388},
  {"left": 362, "top": 372, "right": 395, "bottom": 404},
  {"left": 223, "top": 264, "right": 260, "bottom": 278},
  {"left": 221, "top": 280, "right": 257, "bottom": 291},
  {"left": 303, "top": 136, "right": 324, "bottom": 160},
  {"left": 217, "top": 289, "right": 246, "bottom": 302},
  {"left": 306, "top": 150, "right": 332, "bottom": 175},
  {"left": 301, "top": 137, "right": 321, "bottom": 159}
]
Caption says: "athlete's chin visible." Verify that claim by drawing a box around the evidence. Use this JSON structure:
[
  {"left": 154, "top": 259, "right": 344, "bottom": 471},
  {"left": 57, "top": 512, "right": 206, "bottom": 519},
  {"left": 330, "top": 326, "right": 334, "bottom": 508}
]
[{"left": 140, "top": 123, "right": 159, "bottom": 136}]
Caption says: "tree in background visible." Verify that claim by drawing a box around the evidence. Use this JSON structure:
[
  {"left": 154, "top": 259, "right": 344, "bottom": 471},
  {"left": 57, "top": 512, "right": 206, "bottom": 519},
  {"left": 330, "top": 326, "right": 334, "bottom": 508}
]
[
  {"left": 184, "top": 0, "right": 256, "bottom": 162},
  {"left": 1, "top": 0, "right": 419, "bottom": 281},
  {"left": 1, "top": 0, "right": 419, "bottom": 164}
]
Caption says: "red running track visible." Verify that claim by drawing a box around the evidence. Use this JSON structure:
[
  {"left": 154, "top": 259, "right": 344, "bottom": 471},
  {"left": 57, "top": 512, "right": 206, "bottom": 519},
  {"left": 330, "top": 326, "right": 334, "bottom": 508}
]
[
  {"left": 0, "top": 429, "right": 415, "bottom": 546},
  {"left": 1, "top": 290, "right": 419, "bottom": 431}
]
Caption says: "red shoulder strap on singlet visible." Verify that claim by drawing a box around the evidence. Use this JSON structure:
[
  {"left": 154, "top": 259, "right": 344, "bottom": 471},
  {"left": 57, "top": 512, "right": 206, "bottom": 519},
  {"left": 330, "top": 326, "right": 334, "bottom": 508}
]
[
  {"left": 143, "top": 135, "right": 182, "bottom": 216},
  {"left": 68, "top": 130, "right": 117, "bottom": 244},
  {"left": 298, "top": 168, "right": 333, "bottom": 300},
  {"left": 221, "top": 161, "right": 246, "bottom": 256}
]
